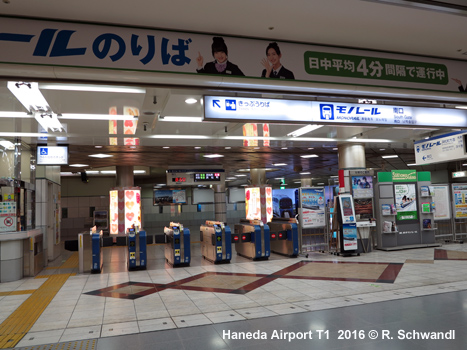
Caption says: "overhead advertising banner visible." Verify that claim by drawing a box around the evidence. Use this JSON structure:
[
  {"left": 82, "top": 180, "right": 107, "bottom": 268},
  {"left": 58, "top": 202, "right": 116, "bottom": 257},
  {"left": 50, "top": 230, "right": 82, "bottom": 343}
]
[
  {"left": 414, "top": 131, "right": 466, "bottom": 165},
  {"left": 2, "top": 17, "right": 467, "bottom": 94},
  {"left": 204, "top": 96, "right": 467, "bottom": 128},
  {"left": 300, "top": 187, "right": 325, "bottom": 228},
  {"left": 452, "top": 184, "right": 467, "bottom": 218}
]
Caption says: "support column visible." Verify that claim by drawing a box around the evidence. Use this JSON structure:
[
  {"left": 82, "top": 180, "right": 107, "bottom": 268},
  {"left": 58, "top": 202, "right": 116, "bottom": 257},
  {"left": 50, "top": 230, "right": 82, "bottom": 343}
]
[
  {"left": 14, "top": 138, "right": 21, "bottom": 231},
  {"left": 214, "top": 184, "right": 227, "bottom": 223},
  {"left": 337, "top": 143, "right": 366, "bottom": 169},
  {"left": 301, "top": 178, "right": 312, "bottom": 187},
  {"left": 116, "top": 166, "right": 134, "bottom": 187},
  {"left": 250, "top": 169, "right": 266, "bottom": 186}
]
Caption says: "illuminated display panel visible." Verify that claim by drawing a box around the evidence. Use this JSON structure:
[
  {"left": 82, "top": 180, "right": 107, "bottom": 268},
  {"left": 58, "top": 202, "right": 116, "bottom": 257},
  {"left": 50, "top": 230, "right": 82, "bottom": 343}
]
[{"left": 194, "top": 172, "right": 221, "bottom": 182}]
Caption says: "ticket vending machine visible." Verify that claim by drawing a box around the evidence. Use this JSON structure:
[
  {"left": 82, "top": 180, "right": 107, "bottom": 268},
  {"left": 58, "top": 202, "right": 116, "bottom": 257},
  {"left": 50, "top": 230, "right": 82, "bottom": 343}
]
[
  {"left": 200, "top": 220, "right": 237, "bottom": 264},
  {"left": 267, "top": 218, "right": 299, "bottom": 257},
  {"left": 91, "top": 231, "right": 103, "bottom": 273},
  {"left": 234, "top": 219, "right": 270, "bottom": 261},
  {"left": 164, "top": 222, "right": 190, "bottom": 267},
  {"left": 126, "top": 227, "right": 147, "bottom": 270}
]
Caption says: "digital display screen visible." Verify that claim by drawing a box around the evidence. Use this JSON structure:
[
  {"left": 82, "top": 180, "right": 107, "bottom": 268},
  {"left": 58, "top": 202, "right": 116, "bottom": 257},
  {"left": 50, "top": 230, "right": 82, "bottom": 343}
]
[{"left": 194, "top": 173, "right": 221, "bottom": 182}]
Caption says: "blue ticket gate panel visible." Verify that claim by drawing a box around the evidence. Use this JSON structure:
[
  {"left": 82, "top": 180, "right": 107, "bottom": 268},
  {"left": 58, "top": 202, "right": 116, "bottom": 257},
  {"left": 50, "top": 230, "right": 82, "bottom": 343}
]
[
  {"left": 91, "top": 232, "right": 103, "bottom": 273},
  {"left": 268, "top": 219, "right": 299, "bottom": 257},
  {"left": 126, "top": 229, "right": 147, "bottom": 270},
  {"left": 164, "top": 222, "right": 190, "bottom": 267},
  {"left": 234, "top": 219, "right": 270, "bottom": 261},
  {"left": 200, "top": 220, "right": 234, "bottom": 264}
]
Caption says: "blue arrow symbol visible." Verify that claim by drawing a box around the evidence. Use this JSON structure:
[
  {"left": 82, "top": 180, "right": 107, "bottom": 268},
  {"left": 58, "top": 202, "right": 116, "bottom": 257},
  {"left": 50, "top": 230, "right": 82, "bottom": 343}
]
[{"left": 213, "top": 100, "right": 220, "bottom": 108}]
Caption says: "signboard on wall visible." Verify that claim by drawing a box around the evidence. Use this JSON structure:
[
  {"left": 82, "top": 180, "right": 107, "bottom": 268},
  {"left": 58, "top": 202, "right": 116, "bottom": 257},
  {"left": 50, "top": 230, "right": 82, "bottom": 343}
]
[
  {"left": 414, "top": 131, "right": 466, "bottom": 165},
  {"left": 452, "top": 184, "right": 467, "bottom": 218},
  {"left": 431, "top": 185, "right": 450, "bottom": 221},
  {"left": 36, "top": 146, "right": 69, "bottom": 165}
]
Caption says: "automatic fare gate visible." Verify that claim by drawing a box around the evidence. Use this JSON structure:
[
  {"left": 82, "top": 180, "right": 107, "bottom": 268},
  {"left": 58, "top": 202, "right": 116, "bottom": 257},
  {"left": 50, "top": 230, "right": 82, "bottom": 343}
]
[
  {"left": 267, "top": 218, "right": 299, "bottom": 257},
  {"left": 234, "top": 219, "right": 270, "bottom": 261},
  {"left": 126, "top": 227, "right": 147, "bottom": 270},
  {"left": 200, "top": 220, "right": 237, "bottom": 263},
  {"left": 164, "top": 222, "right": 191, "bottom": 267}
]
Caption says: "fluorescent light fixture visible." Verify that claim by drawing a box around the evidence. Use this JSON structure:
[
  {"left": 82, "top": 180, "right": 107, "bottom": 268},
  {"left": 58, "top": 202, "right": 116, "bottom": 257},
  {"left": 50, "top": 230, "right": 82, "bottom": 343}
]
[
  {"left": 163, "top": 146, "right": 170, "bottom": 149},
  {"left": 333, "top": 148, "right": 338, "bottom": 150},
  {"left": 300, "top": 172, "right": 311, "bottom": 175},
  {"left": 407, "top": 163, "right": 417, "bottom": 166},
  {"left": 160, "top": 116, "right": 203, "bottom": 122},
  {"left": 300, "top": 154, "right": 319, "bottom": 158},
  {"left": 463, "top": 164, "right": 467, "bottom": 166},
  {"left": 194, "top": 147, "right": 201, "bottom": 149},
  {"left": 226, "top": 177, "right": 237, "bottom": 180},
  {"left": 281, "top": 147, "right": 288, "bottom": 150},
  {"left": 60, "top": 172, "right": 76, "bottom": 176},
  {"left": 59, "top": 113, "right": 135, "bottom": 120},
  {"left": 8, "top": 81, "right": 50, "bottom": 113},
  {"left": 89, "top": 153, "right": 113, "bottom": 158},
  {"left": 0, "top": 141, "right": 15, "bottom": 150},
  {"left": 317, "top": 183, "right": 325, "bottom": 185},
  {"left": 149, "top": 135, "right": 209, "bottom": 139},
  {"left": 273, "top": 163, "right": 287, "bottom": 166},
  {"left": 95, "top": 145, "right": 103, "bottom": 148},
  {"left": 39, "top": 84, "right": 145, "bottom": 94},
  {"left": 157, "top": 184, "right": 166, "bottom": 186},
  {"left": 455, "top": 106, "right": 467, "bottom": 109},
  {"left": 382, "top": 155, "right": 399, "bottom": 159},
  {"left": 185, "top": 98, "right": 198, "bottom": 104},
  {"left": 294, "top": 181, "right": 301, "bottom": 184},
  {"left": 308, "top": 148, "right": 314, "bottom": 150},
  {"left": 86, "top": 171, "right": 99, "bottom": 174},
  {"left": 203, "top": 154, "right": 224, "bottom": 158},
  {"left": 235, "top": 174, "right": 247, "bottom": 177},
  {"left": 225, "top": 147, "right": 231, "bottom": 149},
  {"left": 34, "top": 112, "right": 64, "bottom": 132},
  {"left": 133, "top": 170, "right": 146, "bottom": 174},
  {"left": 287, "top": 125, "right": 322, "bottom": 137},
  {"left": 379, "top": 148, "right": 385, "bottom": 151},
  {"left": 100, "top": 170, "right": 116, "bottom": 174},
  {"left": 69, "top": 164, "right": 89, "bottom": 167},
  {"left": 241, "top": 184, "right": 248, "bottom": 187}
]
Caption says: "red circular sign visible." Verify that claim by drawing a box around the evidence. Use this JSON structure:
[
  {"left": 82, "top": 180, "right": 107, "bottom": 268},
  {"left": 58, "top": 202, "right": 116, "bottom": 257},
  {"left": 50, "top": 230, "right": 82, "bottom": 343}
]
[{"left": 4, "top": 217, "right": 13, "bottom": 227}]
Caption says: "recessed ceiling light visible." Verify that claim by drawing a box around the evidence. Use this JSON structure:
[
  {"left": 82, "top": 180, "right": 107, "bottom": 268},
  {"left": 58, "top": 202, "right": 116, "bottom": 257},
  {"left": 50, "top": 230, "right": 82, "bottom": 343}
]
[
  {"left": 89, "top": 153, "right": 113, "bottom": 158},
  {"left": 300, "top": 172, "right": 311, "bottom": 175},
  {"left": 69, "top": 164, "right": 88, "bottom": 167},
  {"left": 194, "top": 147, "right": 201, "bottom": 149},
  {"left": 300, "top": 154, "right": 318, "bottom": 158},
  {"left": 382, "top": 155, "right": 399, "bottom": 159},
  {"left": 308, "top": 148, "right": 314, "bottom": 150},
  {"left": 333, "top": 148, "right": 338, "bottom": 150},
  {"left": 281, "top": 147, "right": 288, "bottom": 150},
  {"left": 235, "top": 174, "right": 247, "bottom": 177},
  {"left": 226, "top": 177, "right": 237, "bottom": 180},
  {"left": 273, "top": 163, "right": 287, "bottom": 166},
  {"left": 241, "top": 184, "right": 248, "bottom": 187},
  {"left": 133, "top": 170, "right": 146, "bottom": 174},
  {"left": 185, "top": 98, "right": 198, "bottom": 104},
  {"left": 95, "top": 145, "right": 103, "bottom": 148},
  {"left": 129, "top": 146, "right": 136, "bottom": 149},
  {"left": 317, "top": 183, "right": 325, "bottom": 185},
  {"left": 407, "top": 163, "right": 417, "bottom": 166},
  {"left": 100, "top": 170, "right": 116, "bottom": 174},
  {"left": 225, "top": 147, "right": 231, "bottom": 149},
  {"left": 203, "top": 154, "right": 224, "bottom": 158},
  {"left": 163, "top": 146, "right": 170, "bottom": 149},
  {"left": 86, "top": 171, "right": 99, "bottom": 174},
  {"left": 294, "top": 181, "right": 301, "bottom": 184},
  {"left": 379, "top": 148, "right": 385, "bottom": 151}
]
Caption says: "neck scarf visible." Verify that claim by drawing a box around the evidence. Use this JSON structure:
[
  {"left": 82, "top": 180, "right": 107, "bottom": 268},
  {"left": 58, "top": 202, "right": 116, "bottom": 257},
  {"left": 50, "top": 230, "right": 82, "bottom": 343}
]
[{"left": 215, "top": 61, "right": 227, "bottom": 73}]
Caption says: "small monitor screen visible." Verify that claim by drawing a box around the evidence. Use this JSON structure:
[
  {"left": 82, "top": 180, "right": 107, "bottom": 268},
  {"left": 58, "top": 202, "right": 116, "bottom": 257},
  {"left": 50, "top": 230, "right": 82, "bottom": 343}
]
[{"left": 194, "top": 172, "right": 221, "bottom": 182}]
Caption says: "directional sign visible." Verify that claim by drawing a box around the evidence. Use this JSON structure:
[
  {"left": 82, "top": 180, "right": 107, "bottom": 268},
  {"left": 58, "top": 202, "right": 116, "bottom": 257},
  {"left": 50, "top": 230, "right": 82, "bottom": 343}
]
[{"left": 414, "top": 131, "right": 467, "bottom": 165}]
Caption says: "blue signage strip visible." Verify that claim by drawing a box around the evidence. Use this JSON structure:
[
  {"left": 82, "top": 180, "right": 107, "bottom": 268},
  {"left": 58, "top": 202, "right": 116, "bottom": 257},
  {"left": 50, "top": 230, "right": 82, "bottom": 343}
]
[{"left": 204, "top": 96, "right": 467, "bottom": 128}]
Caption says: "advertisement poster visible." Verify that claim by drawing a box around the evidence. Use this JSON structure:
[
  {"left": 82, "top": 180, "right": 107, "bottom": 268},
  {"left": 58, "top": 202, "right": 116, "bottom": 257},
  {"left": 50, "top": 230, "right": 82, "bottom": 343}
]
[
  {"left": 272, "top": 189, "right": 296, "bottom": 218},
  {"left": 452, "top": 184, "right": 467, "bottom": 218},
  {"left": 261, "top": 187, "right": 273, "bottom": 224},
  {"left": 110, "top": 188, "right": 141, "bottom": 235},
  {"left": 124, "top": 189, "right": 141, "bottom": 230},
  {"left": 300, "top": 188, "right": 325, "bottom": 228},
  {"left": 109, "top": 190, "right": 118, "bottom": 234},
  {"left": 351, "top": 176, "right": 373, "bottom": 198},
  {"left": 154, "top": 190, "right": 186, "bottom": 205},
  {"left": 431, "top": 185, "right": 450, "bottom": 221},
  {"left": 395, "top": 184, "right": 418, "bottom": 221},
  {"left": 342, "top": 224, "right": 358, "bottom": 251},
  {"left": 245, "top": 187, "right": 261, "bottom": 221},
  {"left": 354, "top": 198, "right": 373, "bottom": 220}
]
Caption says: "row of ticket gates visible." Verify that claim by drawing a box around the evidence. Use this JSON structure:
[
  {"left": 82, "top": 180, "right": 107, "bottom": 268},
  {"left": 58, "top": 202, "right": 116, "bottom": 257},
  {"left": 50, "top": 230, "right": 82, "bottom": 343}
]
[{"left": 90, "top": 218, "right": 299, "bottom": 273}]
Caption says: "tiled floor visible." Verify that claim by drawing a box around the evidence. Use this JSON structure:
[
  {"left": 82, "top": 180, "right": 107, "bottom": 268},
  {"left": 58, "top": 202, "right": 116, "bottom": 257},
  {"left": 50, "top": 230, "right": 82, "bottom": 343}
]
[{"left": 5, "top": 243, "right": 467, "bottom": 349}]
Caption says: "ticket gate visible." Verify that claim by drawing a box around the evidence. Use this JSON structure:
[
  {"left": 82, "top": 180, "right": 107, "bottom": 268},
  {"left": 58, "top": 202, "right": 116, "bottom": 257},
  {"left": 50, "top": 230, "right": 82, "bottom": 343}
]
[
  {"left": 164, "top": 222, "right": 190, "bottom": 267},
  {"left": 91, "top": 232, "right": 103, "bottom": 273},
  {"left": 126, "top": 228, "right": 147, "bottom": 270},
  {"left": 234, "top": 219, "right": 270, "bottom": 261},
  {"left": 200, "top": 220, "right": 237, "bottom": 264},
  {"left": 268, "top": 218, "right": 299, "bottom": 257}
]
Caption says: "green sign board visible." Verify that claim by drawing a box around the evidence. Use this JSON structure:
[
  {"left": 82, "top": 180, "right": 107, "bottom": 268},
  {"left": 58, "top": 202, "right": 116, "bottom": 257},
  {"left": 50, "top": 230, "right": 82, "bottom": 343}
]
[
  {"left": 304, "top": 51, "right": 449, "bottom": 85},
  {"left": 392, "top": 170, "right": 417, "bottom": 182}
]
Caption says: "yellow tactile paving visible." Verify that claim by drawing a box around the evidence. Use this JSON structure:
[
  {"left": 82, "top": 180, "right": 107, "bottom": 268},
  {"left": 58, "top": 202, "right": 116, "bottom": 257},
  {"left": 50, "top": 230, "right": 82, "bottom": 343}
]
[
  {"left": 0, "top": 290, "right": 35, "bottom": 297},
  {"left": 46, "top": 252, "right": 79, "bottom": 270},
  {"left": 0, "top": 273, "right": 72, "bottom": 348}
]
